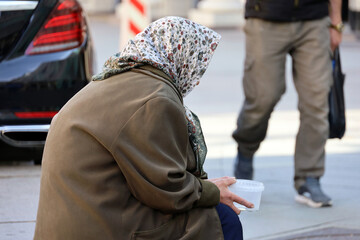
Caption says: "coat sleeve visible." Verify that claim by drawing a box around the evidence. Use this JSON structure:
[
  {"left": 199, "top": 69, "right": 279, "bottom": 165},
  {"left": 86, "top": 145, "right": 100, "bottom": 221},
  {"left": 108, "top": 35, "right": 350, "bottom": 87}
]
[{"left": 110, "top": 97, "right": 219, "bottom": 213}]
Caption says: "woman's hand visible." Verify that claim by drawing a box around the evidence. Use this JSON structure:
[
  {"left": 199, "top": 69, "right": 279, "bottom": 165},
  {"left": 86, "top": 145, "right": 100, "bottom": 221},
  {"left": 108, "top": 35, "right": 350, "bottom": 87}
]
[{"left": 207, "top": 176, "right": 254, "bottom": 215}]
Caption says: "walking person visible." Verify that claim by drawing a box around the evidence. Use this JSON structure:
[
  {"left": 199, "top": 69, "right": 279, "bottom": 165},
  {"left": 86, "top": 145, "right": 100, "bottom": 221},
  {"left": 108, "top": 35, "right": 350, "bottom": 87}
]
[
  {"left": 233, "top": 0, "right": 343, "bottom": 208},
  {"left": 34, "top": 16, "right": 253, "bottom": 240}
]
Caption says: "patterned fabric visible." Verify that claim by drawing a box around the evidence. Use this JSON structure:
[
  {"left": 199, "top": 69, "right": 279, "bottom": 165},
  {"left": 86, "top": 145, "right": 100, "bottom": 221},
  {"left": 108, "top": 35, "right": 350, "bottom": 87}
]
[
  {"left": 92, "top": 16, "right": 221, "bottom": 97},
  {"left": 92, "top": 16, "right": 221, "bottom": 177},
  {"left": 185, "top": 107, "right": 208, "bottom": 178}
]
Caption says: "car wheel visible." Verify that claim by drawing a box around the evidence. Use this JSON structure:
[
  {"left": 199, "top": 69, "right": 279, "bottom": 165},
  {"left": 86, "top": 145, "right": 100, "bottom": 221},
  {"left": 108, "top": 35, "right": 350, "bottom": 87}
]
[{"left": 32, "top": 148, "right": 43, "bottom": 165}]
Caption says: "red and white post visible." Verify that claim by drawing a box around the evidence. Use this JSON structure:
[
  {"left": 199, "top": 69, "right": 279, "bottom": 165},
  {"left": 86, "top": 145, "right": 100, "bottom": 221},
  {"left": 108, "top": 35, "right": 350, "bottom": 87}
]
[{"left": 119, "top": 0, "right": 151, "bottom": 50}]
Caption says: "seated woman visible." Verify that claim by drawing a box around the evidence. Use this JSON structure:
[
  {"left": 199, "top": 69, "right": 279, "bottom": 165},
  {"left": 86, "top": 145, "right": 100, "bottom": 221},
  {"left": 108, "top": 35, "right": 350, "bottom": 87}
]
[{"left": 34, "top": 16, "right": 253, "bottom": 240}]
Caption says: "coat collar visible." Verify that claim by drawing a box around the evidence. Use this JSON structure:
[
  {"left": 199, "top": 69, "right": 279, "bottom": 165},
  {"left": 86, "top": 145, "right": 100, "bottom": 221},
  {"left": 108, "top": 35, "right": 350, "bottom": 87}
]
[{"left": 135, "top": 65, "right": 183, "bottom": 104}]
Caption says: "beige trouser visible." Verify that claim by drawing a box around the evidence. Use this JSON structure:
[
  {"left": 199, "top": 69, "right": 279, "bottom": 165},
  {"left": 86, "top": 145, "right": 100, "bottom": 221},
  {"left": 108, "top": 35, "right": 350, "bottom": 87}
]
[{"left": 232, "top": 17, "right": 333, "bottom": 190}]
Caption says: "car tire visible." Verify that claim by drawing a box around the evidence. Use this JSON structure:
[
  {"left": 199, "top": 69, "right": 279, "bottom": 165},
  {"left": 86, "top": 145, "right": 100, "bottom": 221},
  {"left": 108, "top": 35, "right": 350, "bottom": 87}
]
[{"left": 32, "top": 148, "right": 43, "bottom": 165}]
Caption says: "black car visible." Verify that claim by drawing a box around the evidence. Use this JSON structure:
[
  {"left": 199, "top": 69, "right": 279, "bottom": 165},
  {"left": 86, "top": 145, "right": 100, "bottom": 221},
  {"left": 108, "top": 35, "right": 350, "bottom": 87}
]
[{"left": 0, "top": 0, "right": 95, "bottom": 163}]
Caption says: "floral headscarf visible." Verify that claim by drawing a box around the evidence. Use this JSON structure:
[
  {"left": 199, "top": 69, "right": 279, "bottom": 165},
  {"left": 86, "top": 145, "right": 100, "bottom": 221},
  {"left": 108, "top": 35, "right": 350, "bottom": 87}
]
[
  {"left": 92, "top": 16, "right": 221, "bottom": 177},
  {"left": 92, "top": 16, "right": 221, "bottom": 97}
]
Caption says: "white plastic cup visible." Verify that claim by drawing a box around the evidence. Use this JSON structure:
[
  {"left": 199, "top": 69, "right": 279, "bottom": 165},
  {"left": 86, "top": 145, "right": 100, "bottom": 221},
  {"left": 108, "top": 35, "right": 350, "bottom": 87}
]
[{"left": 228, "top": 179, "right": 265, "bottom": 211}]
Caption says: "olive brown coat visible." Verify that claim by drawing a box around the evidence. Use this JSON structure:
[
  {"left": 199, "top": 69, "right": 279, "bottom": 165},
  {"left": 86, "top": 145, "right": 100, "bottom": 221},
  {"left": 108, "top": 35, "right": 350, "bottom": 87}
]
[{"left": 34, "top": 68, "right": 223, "bottom": 240}]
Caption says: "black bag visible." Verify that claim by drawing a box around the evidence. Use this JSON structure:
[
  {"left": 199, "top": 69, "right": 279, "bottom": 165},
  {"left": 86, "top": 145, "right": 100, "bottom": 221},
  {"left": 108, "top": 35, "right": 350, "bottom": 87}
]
[{"left": 328, "top": 47, "right": 346, "bottom": 139}]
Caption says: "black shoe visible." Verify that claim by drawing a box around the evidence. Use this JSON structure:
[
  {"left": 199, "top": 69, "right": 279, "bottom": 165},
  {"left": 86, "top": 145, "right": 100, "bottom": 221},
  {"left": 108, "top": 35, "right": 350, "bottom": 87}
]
[
  {"left": 295, "top": 177, "right": 332, "bottom": 208},
  {"left": 234, "top": 151, "right": 253, "bottom": 180}
]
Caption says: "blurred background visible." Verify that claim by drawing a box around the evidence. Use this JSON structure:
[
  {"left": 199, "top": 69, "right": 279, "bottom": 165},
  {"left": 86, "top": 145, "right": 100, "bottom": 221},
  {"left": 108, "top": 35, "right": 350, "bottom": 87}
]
[{"left": 1, "top": 0, "right": 360, "bottom": 239}]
